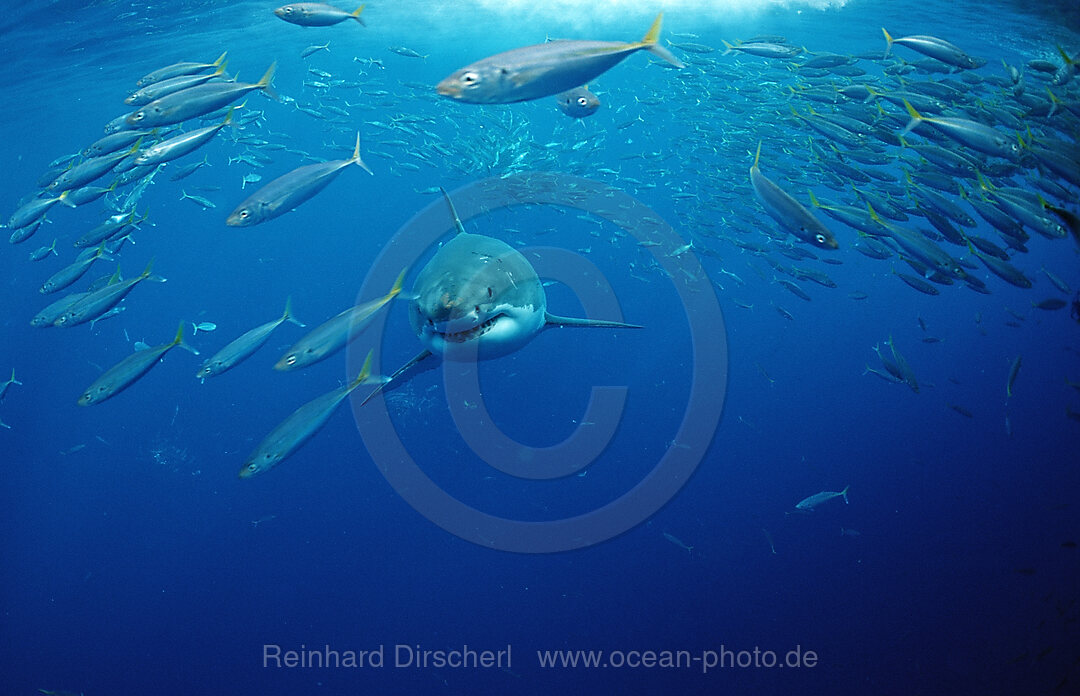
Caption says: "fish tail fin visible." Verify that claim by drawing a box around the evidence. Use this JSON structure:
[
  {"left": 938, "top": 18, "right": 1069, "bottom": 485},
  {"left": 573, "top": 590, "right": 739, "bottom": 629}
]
[
  {"left": 639, "top": 14, "right": 684, "bottom": 68},
  {"left": 256, "top": 62, "right": 279, "bottom": 101},
  {"left": 10, "top": 368, "right": 22, "bottom": 386},
  {"left": 1045, "top": 87, "right": 1061, "bottom": 118},
  {"left": 213, "top": 59, "right": 228, "bottom": 77},
  {"left": 139, "top": 257, "right": 154, "bottom": 279},
  {"left": 349, "top": 349, "right": 374, "bottom": 389},
  {"left": 721, "top": 39, "right": 736, "bottom": 56},
  {"left": 57, "top": 189, "right": 77, "bottom": 208},
  {"left": 882, "top": 27, "right": 894, "bottom": 58},
  {"left": 50, "top": 238, "right": 59, "bottom": 256},
  {"left": 1058, "top": 44, "right": 1075, "bottom": 66},
  {"left": 213, "top": 51, "right": 227, "bottom": 68},
  {"left": 351, "top": 132, "right": 373, "bottom": 175},
  {"left": 388, "top": 267, "right": 407, "bottom": 300},
  {"left": 840, "top": 485, "right": 850, "bottom": 504},
  {"left": 641, "top": 11, "right": 663, "bottom": 44},
  {"left": 807, "top": 190, "right": 820, "bottom": 208},
  {"left": 900, "top": 99, "right": 923, "bottom": 135},
  {"left": 753, "top": 140, "right": 762, "bottom": 169},
  {"left": 174, "top": 321, "right": 200, "bottom": 356},
  {"left": 351, "top": 4, "right": 366, "bottom": 26},
  {"left": 283, "top": 295, "right": 306, "bottom": 327}
]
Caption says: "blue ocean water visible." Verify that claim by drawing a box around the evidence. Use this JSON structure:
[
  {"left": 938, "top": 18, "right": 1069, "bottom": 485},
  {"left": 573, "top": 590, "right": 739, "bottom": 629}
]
[{"left": 2, "top": 1, "right": 1079, "bottom": 694}]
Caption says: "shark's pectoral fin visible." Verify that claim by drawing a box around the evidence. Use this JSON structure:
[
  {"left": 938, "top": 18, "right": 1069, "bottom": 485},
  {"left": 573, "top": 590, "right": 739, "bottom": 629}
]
[
  {"left": 544, "top": 312, "right": 643, "bottom": 329},
  {"left": 359, "top": 349, "right": 435, "bottom": 407}
]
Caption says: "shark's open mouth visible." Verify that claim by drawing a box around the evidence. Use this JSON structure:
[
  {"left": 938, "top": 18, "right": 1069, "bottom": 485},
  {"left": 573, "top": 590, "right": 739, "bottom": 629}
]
[{"left": 439, "top": 315, "right": 500, "bottom": 344}]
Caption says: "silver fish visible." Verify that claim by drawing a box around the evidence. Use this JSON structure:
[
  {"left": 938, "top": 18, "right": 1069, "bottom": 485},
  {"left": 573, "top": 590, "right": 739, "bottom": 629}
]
[
  {"left": 239, "top": 351, "right": 373, "bottom": 479},
  {"left": 274, "top": 3, "right": 365, "bottom": 27},
  {"left": 226, "top": 133, "right": 371, "bottom": 227},
  {"left": 750, "top": 143, "right": 838, "bottom": 250},
  {"left": 275, "top": 271, "right": 403, "bottom": 371},
  {"left": 78, "top": 322, "right": 197, "bottom": 406},
  {"left": 197, "top": 298, "right": 305, "bottom": 380},
  {"left": 436, "top": 13, "right": 683, "bottom": 104}
]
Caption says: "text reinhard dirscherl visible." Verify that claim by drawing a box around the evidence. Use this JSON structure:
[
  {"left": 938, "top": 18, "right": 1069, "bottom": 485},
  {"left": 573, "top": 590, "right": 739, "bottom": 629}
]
[{"left": 263, "top": 644, "right": 512, "bottom": 669}]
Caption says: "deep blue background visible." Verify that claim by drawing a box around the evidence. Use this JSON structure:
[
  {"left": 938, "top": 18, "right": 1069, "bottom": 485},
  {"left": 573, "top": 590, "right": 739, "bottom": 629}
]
[{"left": 1, "top": 1, "right": 1078, "bottom": 694}]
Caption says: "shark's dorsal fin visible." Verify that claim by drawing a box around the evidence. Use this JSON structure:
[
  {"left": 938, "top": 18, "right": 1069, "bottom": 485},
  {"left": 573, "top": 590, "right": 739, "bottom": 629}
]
[
  {"left": 544, "top": 312, "right": 642, "bottom": 329},
  {"left": 439, "top": 187, "right": 466, "bottom": 235}
]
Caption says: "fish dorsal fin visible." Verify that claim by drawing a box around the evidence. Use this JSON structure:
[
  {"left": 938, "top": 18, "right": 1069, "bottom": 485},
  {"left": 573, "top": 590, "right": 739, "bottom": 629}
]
[{"left": 439, "top": 187, "right": 466, "bottom": 235}]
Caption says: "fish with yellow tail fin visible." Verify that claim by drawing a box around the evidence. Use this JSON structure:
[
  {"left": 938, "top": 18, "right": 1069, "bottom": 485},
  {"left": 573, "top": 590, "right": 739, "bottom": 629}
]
[
  {"left": 127, "top": 64, "right": 276, "bottom": 128},
  {"left": 275, "top": 270, "right": 405, "bottom": 371},
  {"left": 78, "top": 322, "right": 199, "bottom": 406},
  {"left": 436, "top": 12, "right": 683, "bottom": 104},
  {"left": 240, "top": 350, "right": 376, "bottom": 479},
  {"left": 226, "top": 132, "right": 371, "bottom": 227},
  {"left": 274, "top": 3, "right": 366, "bottom": 27},
  {"left": 881, "top": 28, "right": 984, "bottom": 69},
  {"left": 749, "top": 142, "right": 838, "bottom": 250},
  {"left": 197, "top": 297, "right": 308, "bottom": 380},
  {"left": 900, "top": 100, "right": 1019, "bottom": 160}
]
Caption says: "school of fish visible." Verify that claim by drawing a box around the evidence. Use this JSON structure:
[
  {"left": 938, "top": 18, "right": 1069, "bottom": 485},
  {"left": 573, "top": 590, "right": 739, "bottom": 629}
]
[{"left": 2, "top": 6, "right": 1079, "bottom": 480}]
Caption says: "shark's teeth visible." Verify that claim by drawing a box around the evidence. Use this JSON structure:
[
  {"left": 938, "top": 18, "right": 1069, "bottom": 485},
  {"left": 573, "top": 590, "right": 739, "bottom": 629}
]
[{"left": 441, "top": 315, "right": 498, "bottom": 343}]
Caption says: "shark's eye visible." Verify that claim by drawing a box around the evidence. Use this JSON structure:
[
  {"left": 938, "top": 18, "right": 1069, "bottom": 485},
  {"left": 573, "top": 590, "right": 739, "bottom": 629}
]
[
  {"left": 487, "top": 287, "right": 492, "bottom": 298},
  {"left": 474, "top": 305, "right": 481, "bottom": 314}
]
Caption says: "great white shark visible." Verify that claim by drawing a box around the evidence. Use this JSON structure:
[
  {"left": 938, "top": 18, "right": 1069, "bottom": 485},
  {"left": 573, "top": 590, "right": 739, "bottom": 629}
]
[{"left": 361, "top": 188, "right": 640, "bottom": 406}]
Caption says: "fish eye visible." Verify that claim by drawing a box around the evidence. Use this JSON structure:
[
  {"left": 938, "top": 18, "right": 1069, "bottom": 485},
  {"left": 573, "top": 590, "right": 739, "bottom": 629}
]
[
  {"left": 132, "top": 112, "right": 144, "bottom": 121},
  {"left": 577, "top": 97, "right": 588, "bottom": 106},
  {"left": 461, "top": 71, "right": 479, "bottom": 84},
  {"left": 238, "top": 210, "right": 250, "bottom": 219},
  {"left": 283, "top": 7, "right": 292, "bottom": 13},
  {"left": 285, "top": 355, "right": 296, "bottom": 365},
  {"left": 815, "top": 233, "right": 827, "bottom": 244},
  {"left": 247, "top": 463, "right": 258, "bottom": 471}
]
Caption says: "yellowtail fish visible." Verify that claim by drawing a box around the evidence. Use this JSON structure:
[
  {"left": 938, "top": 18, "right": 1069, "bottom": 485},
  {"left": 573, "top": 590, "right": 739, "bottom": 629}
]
[
  {"left": 78, "top": 322, "right": 198, "bottom": 406},
  {"left": 135, "top": 52, "right": 227, "bottom": 88},
  {"left": 54, "top": 260, "right": 165, "bottom": 327},
  {"left": 197, "top": 298, "right": 306, "bottom": 380},
  {"left": 881, "top": 28, "right": 985, "bottom": 69},
  {"left": 901, "top": 100, "right": 1019, "bottom": 161},
  {"left": 749, "top": 142, "right": 838, "bottom": 250},
  {"left": 275, "top": 271, "right": 404, "bottom": 370},
  {"left": 274, "top": 3, "right": 365, "bottom": 27},
  {"left": 126, "top": 60, "right": 228, "bottom": 105},
  {"left": 226, "top": 132, "right": 371, "bottom": 226},
  {"left": 239, "top": 351, "right": 374, "bottom": 479},
  {"left": 133, "top": 108, "right": 236, "bottom": 167},
  {"left": 127, "top": 64, "right": 275, "bottom": 128},
  {"left": 436, "top": 12, "right": 683, "bottom": 104}
]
